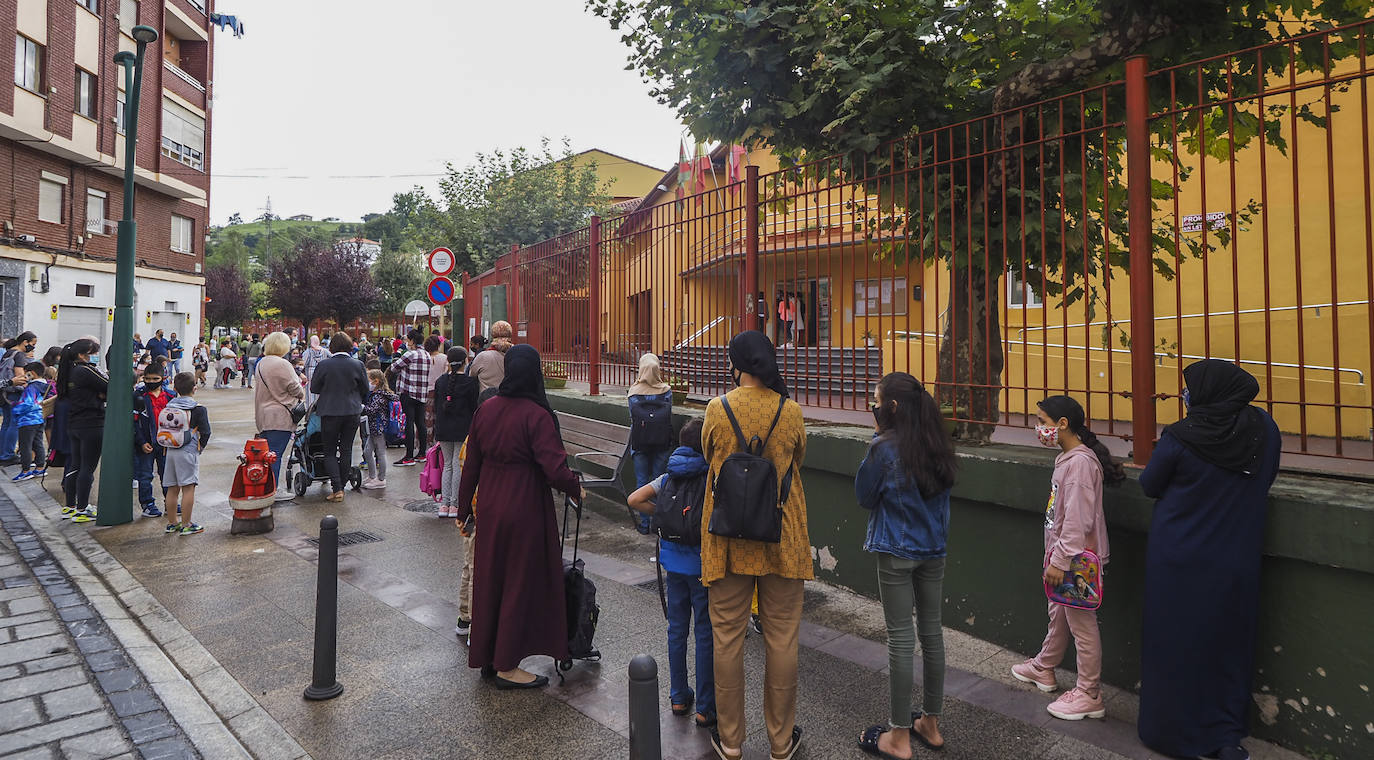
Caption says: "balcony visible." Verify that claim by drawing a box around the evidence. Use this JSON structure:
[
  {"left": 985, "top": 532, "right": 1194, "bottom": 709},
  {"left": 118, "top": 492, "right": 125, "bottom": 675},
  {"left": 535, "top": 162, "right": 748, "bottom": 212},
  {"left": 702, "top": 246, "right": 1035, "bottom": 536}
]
[{"left": 162, "top": 60, "right": 206, "bottom": 109}]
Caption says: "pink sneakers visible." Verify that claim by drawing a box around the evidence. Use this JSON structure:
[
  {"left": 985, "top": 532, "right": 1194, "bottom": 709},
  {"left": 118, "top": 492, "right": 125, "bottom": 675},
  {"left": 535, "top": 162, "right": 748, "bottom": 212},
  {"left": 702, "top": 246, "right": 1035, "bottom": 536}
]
[
  {"left": 1011, "top": 660, "right": 1059, "bottom": 692},
  {"left": 1046, "top": 687, "right": 1106, "bottom": 720}
]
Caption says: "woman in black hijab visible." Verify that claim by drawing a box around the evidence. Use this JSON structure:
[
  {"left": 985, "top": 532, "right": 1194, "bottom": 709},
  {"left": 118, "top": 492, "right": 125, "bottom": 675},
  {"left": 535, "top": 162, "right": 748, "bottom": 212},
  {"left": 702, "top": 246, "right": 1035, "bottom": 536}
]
[{"left": 1137, "top": 360, "right": 1282, "bottom": 760}]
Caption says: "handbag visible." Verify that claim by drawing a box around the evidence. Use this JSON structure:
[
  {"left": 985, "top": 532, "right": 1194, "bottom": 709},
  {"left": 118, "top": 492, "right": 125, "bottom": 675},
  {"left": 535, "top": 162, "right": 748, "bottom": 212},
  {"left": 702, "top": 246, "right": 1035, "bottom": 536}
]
[
  {"left": 258, "top": 362, "right": 307, "bottom": 425},
  {"left": 1044, "top": 549, "right": 1103, "bottom": 610}
]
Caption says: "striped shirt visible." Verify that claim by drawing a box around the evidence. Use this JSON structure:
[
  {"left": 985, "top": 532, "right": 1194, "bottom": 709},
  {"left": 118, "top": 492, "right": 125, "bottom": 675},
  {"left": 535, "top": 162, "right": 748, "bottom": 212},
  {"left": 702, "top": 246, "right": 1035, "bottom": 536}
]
[{"left": 390, "top": 348, "right": 433, "bottom": 399}]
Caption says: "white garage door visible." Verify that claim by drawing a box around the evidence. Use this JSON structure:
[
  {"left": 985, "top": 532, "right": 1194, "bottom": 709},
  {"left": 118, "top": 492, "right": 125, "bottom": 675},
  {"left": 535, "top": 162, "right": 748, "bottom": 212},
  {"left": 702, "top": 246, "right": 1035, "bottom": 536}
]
[
  {"left": 57, "top": 306, "right": 107, "bottom": 348},
  {"left": 150, "top": 311, "right": 186, "bottom": 341}
]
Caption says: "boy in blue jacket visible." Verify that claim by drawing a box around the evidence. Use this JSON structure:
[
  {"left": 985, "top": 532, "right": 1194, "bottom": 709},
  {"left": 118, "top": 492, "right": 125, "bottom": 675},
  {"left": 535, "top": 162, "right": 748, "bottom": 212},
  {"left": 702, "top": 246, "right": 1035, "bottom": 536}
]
[
  {"left": 132, "top": 360, "right": 175, "bottom": 518},
  {"left": 10, "top": 362, "right": 48, "bottom": 481}
]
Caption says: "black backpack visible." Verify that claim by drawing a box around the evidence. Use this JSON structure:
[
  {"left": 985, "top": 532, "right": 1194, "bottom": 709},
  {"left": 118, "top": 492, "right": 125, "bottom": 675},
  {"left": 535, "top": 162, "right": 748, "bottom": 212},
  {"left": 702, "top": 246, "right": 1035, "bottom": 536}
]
[
  {"left": 707, "top": 395, "right": 793, "bottom": 544},
  {"left": 652, "top": 471, "right": 708, "bottom": 546},
  {"left": 630, "top": 394, "right": 673, "bottom": 451}
]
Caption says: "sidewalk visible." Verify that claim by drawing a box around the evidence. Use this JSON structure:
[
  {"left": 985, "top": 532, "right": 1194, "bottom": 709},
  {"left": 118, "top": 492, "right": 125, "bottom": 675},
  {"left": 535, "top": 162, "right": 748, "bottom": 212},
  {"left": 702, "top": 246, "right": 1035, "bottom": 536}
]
[{"left": 22, "top": 387, "right": 1314, "bottom": 759}]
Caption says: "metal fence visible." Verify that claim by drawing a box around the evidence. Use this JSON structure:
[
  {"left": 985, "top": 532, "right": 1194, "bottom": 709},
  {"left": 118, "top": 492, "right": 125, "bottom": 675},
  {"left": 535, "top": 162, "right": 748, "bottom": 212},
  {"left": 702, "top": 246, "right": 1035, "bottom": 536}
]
[{"left": 482, "top": 21, "right": 1374, "bottom": 469}]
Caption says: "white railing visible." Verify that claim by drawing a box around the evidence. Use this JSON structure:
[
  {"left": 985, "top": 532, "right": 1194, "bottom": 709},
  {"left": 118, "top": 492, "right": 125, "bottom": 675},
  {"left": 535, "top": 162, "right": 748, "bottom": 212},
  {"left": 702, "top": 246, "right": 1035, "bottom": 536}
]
[
  {"left": 675, "top": 315, "right": 733, "bottom": 350},
  {"left": 163, "top": 60, "right": 205, "bottom": 93}
]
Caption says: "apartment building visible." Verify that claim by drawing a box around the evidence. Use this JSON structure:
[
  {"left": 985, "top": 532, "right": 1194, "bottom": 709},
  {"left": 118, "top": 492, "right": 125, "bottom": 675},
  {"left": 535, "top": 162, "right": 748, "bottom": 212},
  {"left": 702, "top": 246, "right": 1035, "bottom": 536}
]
[{"left": 0, "top": 0, "right": 217, "bottom": 349}]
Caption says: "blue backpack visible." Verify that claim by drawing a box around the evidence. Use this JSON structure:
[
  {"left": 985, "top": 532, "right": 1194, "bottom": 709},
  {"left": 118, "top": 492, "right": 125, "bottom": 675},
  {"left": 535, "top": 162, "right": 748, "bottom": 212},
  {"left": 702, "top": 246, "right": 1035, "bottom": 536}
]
[{"left": 384, "top": 399, "right": 405, "bottom": 445}]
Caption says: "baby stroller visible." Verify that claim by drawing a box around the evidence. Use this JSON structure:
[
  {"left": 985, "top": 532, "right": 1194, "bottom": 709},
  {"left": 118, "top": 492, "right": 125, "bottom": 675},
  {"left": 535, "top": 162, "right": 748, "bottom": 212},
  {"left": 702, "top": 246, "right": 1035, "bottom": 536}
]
[{"left": 284, "top": 401, "right": 364, "bottom": 498}]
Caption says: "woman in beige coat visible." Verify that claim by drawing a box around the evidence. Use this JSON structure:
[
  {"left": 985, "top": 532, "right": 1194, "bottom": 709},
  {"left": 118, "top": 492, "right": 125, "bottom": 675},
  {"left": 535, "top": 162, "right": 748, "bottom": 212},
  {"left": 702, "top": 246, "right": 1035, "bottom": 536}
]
[{"left": 253, "top": 332, "right": 305, "bottom": 498}]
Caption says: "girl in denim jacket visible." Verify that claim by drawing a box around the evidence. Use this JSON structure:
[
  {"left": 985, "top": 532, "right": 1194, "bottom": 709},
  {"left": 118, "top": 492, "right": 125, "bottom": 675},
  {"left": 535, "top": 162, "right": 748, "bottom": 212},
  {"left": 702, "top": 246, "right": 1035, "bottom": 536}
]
[{"left": 856, "top": 373, "right": 957, "bottom": 759}]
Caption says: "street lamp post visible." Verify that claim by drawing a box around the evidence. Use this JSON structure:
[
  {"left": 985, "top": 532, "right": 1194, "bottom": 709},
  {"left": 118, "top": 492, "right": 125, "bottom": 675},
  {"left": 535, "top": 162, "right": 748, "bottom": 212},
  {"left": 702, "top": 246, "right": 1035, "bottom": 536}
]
[{"left": 97, "top": 25, "right": 159, "bottom": 526}]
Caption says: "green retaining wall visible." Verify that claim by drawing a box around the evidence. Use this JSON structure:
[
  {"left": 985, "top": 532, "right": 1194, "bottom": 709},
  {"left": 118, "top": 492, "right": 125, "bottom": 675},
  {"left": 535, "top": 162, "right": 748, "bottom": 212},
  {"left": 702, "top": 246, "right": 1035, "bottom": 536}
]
[{"left": 549, "top": 389, "right": 1374, "bottom": 759}]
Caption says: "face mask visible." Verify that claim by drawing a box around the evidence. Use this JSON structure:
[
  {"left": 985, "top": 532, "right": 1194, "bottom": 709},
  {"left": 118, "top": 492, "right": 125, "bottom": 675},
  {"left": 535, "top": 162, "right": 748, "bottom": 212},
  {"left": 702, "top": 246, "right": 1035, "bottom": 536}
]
[
  {"left": 870, "top": 404, "right": 882, "bottom": 426},
  {"left": 731, "top": 369, "right": 742, "bottom": 387},
  {"left": 88, "top": 355, "right": 100, "bottom": 367},
  {"left": 1035, "top": 424, "right": 1060, "bottom": 448}
]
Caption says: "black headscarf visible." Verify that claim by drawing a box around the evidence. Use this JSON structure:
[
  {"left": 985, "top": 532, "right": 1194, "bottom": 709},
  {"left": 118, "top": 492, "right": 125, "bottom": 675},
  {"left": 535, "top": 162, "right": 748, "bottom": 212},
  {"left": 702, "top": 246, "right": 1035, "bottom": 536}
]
[
  {"left": 1166, "top": 359, "right": 1267, "bottom": 475},
  {"left": 497, "top": 344, "right": 560, "bottom": 432},
  {"left": 728, "top": 330, "right": 789, "bottom": 398}
]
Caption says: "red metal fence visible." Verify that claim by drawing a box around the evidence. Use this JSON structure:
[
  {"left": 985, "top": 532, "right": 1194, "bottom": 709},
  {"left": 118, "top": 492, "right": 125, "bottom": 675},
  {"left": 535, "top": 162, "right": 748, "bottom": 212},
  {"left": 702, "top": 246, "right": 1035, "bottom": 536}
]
[{"left": 470, "top": 21, "right": 1374, "bottom": 470}]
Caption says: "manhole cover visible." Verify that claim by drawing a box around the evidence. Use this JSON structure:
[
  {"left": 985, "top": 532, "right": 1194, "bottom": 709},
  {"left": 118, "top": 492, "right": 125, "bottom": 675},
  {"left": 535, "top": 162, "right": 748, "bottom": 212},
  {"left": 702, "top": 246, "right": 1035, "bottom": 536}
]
[
  {"left": 403, "top": 499, "right": 439, "bottom": 513},
  {"left": 306, "top": 530, "right": 383, "bottom": 547}
]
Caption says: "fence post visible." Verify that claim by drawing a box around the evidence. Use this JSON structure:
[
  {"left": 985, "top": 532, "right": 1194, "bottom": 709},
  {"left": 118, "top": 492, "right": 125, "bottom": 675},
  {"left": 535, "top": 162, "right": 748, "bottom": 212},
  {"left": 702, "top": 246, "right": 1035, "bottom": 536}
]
[
  {"left": 743, "top": 165, "right": 760, "bottom": 332},
  {"left": 509, "top": 243, "right": 521, "bottom": 334},
  {"left": 1125, "top": 55, "right": 1157, "bottom": 466},
  {"left": 589, "top": 216, "right": 602, "bottom": 396}
]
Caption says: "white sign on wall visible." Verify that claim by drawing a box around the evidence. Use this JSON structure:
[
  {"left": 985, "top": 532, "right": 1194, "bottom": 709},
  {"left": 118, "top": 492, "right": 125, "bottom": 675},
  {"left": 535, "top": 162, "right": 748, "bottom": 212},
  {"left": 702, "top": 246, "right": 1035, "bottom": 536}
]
[{"left": 1180, "top": 212, "right": 1228, "bottom": 233}]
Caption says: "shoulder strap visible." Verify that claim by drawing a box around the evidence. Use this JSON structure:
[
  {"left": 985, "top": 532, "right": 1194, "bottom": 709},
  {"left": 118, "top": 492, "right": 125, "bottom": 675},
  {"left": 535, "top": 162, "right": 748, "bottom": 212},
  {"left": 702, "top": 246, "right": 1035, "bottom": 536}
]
[{"left": 719, "top": 396, "right": 750, "bottom": 452}]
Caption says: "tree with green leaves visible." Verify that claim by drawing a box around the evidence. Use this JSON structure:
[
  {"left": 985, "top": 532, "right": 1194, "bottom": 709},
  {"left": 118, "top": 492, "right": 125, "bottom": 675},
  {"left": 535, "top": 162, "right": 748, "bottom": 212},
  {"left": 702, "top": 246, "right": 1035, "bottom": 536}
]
[
  {"left": 371, "top": 246, "right": 427, "bottom": 315},
  {"left": 590, "top": 0, "right": 1372, "bottom": 441}
]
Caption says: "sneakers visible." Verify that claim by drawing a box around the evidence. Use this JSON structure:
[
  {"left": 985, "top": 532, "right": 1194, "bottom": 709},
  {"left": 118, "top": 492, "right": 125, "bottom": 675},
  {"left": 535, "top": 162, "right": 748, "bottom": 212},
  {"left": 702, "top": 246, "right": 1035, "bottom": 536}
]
[
  {"left": 393, "top": 457, "right": 417, "bottom": 467},
  {"left": 179, "top": 523, "right": 204, "bottom": 536},
  {"left": 164, "top": 522, "right": 181, "bottom": 534},
  {"left": 141, "top": 506, "right": 164, "bottom": 518},
  {"left": 437, "top": 506, "right": 456, "bottom": 518},
  {"left": 455, "top": 618, "right": 471, "bottom": 637},
  {"left": 70, "top": 508, "right": 97, "bottom": 523},
  {"left": 60, "top": 506, "right": 78, "bottom": 519},
  {"left": 275, "top": 489, "right": 296, "bottom": 502},
  {"left": 1011, "top": 660, "right": 1059, "bottom": 692},
  {"left": 32, "top": 468, "right": 46, "bottom": 479},
  {"left": 1202, "top": 746, "right": 1251, "bottom": 760},
  {"left": 1046, "top": 687, "right": 1105, "bottom": 721},
  {"left": 361, "top": 478, "right": 386, "bottom": 490},
  {"left": 11, "top": 470, "right": 34, "bottom": 482}
]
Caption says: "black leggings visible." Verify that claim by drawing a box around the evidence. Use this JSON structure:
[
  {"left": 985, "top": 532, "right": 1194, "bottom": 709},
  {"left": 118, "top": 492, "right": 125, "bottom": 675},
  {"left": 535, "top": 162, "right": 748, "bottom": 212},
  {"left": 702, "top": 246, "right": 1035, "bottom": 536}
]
[
  {"left": 65, "top": 426, "right": 104, "bottom": 510},
  {"left": 401, "top": 392, "right": 427, "bottom": 459},
  {"left": 320, "top": 414, "right": 360, "bottom": 494}
]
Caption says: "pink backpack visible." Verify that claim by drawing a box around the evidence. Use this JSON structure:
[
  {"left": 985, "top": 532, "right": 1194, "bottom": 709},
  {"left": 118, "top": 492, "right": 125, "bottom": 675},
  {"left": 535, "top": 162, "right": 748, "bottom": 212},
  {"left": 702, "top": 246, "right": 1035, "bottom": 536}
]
[{"left": 419, "top": 443, "right": 444, "bottom": 500}]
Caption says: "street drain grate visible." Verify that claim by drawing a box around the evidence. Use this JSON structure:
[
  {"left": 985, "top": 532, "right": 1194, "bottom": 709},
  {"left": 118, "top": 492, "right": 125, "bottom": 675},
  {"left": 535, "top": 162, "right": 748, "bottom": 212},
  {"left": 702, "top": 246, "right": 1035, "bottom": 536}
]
[
  {"left": 633, "top": 579, "right": 660, "bottom": 592},
  {"left": 307, "top": 530, "right": 384, "bottom": 547},
  {"left": 404, "top": 499, "right": 439, "bottom": 513}
]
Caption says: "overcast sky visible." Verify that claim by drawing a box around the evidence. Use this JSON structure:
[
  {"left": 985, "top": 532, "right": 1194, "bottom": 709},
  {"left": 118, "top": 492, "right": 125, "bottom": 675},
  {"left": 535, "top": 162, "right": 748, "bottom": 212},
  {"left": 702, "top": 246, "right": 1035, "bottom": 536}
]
[{"left": 207, "top": 0, "right": 683, "bottom": 225}]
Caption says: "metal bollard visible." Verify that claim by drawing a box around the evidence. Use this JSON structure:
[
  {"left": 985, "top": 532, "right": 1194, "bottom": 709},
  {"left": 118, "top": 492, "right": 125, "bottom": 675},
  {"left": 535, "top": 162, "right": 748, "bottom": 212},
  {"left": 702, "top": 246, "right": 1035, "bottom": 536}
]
[
  {"left": 303, "top": 515, "right": 344, "bottom": 701},
  {"left": 627, "top": 654, "right": 662, "bottom": 760}
]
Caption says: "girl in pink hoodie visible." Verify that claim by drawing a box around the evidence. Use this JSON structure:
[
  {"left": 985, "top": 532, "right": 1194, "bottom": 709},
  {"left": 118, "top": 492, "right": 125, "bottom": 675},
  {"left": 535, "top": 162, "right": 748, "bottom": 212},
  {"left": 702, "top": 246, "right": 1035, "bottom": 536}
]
[{"left": 1011, "top": 395, "right": 1125, "bottom": 721}]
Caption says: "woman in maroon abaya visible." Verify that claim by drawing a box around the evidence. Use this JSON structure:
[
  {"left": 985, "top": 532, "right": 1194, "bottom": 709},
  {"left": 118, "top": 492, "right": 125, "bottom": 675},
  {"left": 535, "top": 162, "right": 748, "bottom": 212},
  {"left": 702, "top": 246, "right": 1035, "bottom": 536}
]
[{"left": 455, "top": 344, "right": 582, "bottom": 689}]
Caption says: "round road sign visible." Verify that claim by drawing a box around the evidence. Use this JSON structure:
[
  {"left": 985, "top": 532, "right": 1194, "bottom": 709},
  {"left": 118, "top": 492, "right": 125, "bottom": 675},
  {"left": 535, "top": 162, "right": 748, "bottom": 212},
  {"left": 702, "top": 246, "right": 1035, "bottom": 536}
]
[
  {"left": 427, "top": 277, "right": 455, "bottom": 306},
  {"left": 427, "top": 247, "right": 456, "bottom": 277}
]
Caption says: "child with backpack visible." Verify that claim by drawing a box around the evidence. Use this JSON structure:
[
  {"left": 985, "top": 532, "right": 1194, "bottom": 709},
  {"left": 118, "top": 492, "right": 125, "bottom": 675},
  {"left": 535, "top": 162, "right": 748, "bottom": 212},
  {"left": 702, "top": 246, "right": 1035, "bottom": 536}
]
[
  {"left": 627, "top": 353, "right": 674, "bottom": 534},
  {"left": 133, "top": 360, "right": 175, "bottom": 517},
  {"left": 159, "top": 372, "right": 211, "bottom": 536},
  {"left": 10, "top": 361, "right": 48, "bottom": 482},
  {"left": 628, "top": 417, "right": 715, "bottom": 728},
  {"left": 1011, "top": 395, "right": 1124, "bottom": 721},
  {"left": 434, "top": 347, "right": 479, "bottom": 518},
  {"left": 361, "top": 369, "right": 397, "bottom": 489},
  {"left": 855, "top": 373, "right": 958, "bottom": 758}
]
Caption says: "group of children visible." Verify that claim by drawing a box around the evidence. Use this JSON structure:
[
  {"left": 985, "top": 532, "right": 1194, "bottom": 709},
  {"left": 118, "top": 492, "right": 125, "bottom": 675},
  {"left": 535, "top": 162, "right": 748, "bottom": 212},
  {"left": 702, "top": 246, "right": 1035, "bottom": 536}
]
[{"left": 131, "top": 359, "right": 213, "bottom": 535}]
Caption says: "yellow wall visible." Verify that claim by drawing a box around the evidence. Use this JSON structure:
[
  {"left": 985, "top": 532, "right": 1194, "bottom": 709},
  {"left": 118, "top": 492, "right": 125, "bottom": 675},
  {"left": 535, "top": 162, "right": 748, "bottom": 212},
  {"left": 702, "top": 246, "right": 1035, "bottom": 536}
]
[{"left": 568, "top": 149, "right": 665, "bottom": 203}]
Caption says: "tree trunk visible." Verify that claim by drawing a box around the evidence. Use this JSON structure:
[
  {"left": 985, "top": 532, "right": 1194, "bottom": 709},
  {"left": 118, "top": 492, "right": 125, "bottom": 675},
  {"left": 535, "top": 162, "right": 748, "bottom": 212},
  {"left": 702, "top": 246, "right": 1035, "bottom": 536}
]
[{"left": 937, "top": 266, "right": 1004, "bottom": 444}]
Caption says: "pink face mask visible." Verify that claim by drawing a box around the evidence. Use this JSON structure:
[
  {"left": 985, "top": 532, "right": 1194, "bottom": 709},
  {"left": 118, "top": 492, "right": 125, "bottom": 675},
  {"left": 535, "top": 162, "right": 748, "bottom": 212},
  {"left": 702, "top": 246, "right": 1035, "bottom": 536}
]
[{"left": 1036, "top": 424, "right": 1060, "bottom": 447}]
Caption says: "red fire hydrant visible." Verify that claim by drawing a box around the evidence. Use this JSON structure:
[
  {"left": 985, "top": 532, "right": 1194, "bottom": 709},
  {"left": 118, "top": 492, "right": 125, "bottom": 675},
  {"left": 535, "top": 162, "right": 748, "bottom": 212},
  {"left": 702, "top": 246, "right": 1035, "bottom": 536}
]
[{"left": 229, "top": 438, "right": 277, "bottom": 534}]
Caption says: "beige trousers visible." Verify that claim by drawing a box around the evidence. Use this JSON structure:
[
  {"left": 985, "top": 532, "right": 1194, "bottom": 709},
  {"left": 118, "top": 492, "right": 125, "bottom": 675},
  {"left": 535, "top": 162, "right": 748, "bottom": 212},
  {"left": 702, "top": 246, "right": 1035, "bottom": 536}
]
[{"left": 709, "top": 573, "right": 804, "bottom": 755}]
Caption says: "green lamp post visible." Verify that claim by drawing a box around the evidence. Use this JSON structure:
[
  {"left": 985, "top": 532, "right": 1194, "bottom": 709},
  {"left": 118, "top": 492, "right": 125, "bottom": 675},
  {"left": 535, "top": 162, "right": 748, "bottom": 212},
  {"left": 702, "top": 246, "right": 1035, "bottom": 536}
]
[{"left": 97, "top": 24, "right": 159, "bottom": 526}]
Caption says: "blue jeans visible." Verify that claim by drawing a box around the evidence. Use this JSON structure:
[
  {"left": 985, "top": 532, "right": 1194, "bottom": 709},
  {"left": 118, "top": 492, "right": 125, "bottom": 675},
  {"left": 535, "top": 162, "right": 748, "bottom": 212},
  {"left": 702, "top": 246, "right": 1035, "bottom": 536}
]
[
  {"left": 665, "top": 569, "right": 714, "bottom": 717},
  {"left": 260, "top": 429, "right": 293, "bottom": 484},
  {"left": 134, "top": 447, "right": 166, "bottom": 509},
  {"left": 247, "top": 357, "right": 259, "bottom": 386},
  {"left": 632, "top": 448, "right": 670, "bottom": 533},
  {"left": 0, "top": 404, "right": 17, "bottom": 460}
]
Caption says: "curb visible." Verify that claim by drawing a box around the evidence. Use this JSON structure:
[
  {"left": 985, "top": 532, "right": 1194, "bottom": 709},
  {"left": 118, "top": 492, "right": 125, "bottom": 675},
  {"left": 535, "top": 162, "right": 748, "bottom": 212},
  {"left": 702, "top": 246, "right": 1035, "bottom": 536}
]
[{"left": 1, "top": 478, "right": 311, "bottom": 760}]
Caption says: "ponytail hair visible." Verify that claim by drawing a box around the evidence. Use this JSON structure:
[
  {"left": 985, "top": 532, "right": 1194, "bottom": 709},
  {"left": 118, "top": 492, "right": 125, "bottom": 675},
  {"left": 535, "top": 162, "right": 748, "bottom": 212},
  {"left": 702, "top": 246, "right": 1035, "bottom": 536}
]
[
  {"left": 56, "top": 338, "right": 99, "bottom": 400},
  {"left": 1037, "top": 395, "right": 1125, "bottom": 486},
  {"left": 875, "top": 372, "right": 957, "bottom": 498}
]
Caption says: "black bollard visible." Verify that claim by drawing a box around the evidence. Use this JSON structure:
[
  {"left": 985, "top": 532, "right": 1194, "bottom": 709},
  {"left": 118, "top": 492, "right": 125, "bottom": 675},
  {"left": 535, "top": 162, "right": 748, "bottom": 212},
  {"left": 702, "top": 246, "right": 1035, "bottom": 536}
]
[
  {"left": 627, "top": 654, "right": 662, "bottom": 760},
  {"left": 303, "top": 515, "right": 344, "bottom": 701}
]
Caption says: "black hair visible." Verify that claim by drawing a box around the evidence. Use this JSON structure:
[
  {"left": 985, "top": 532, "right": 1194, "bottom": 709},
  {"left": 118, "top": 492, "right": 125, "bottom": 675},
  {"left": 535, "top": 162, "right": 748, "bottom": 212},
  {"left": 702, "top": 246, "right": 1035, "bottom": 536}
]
[
  {"left": 478, "top": 387, "right": 499, "bottom": 405},
  {"left": 3, "top": 331, "right": 36, "bottom": 350},
  {"left": 365, "top": 358, "right": 381, "bottom": 370},
  {"left": 446, "top": 346, "right": 468, "bottom": 371},
  {"left": 56, "top": 338, "right": 99, "bottom": 400},
  {"left": 143, "top": 360, "right": 166, "bottom": 378},
  {"left": 407, "top": 328, "right": 424, "bottom": 345},
  {"left": 1036, "top": 395, "right": 1125, "bottom": 486},
  {"left": 41, "top": 346, "right": 61, "bottom": 367},
  {"left": 424, "top": 335, "right": 443, "bottom": 353},
  {"left": 328, "top": 331, "right": 353, "bottom": 354},
  {"left": 173, "top": 371, "right": 196, "bottom": 396},
  {"left": 875, "top": 372, "right": 957, "bottom": 499},
  {"left": 679, "top": 417, "right": 703, "bottom": 453},
  {"left": 24, "top": 360, "right": 45, "bottom": 376}
]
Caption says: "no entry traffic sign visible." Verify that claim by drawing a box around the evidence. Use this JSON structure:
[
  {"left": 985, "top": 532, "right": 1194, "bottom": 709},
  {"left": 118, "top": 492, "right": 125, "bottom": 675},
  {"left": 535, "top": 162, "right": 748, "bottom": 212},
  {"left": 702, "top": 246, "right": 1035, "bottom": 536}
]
[
  {"left": 427, "top": 247, "right": 455, "bottom": 277},
  {"left": 427, "top": 276, "right": 455, "bottom": 306}
]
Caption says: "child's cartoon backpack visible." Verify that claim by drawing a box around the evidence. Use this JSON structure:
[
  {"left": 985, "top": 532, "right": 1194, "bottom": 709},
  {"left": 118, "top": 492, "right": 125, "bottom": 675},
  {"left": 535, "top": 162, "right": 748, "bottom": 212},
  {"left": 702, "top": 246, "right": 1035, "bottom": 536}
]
[
  {"left": 419, "top": 443, "right": 444, "bottom": 500},
  {"left": 385, "top": 399, "right": 405, "bottom": 446},
  {"left": 156, "top": 407, "right": 194, "bottom": 449},
  {"left": 1044, "top": 550, "right": 1103, "bottom": 610}
]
